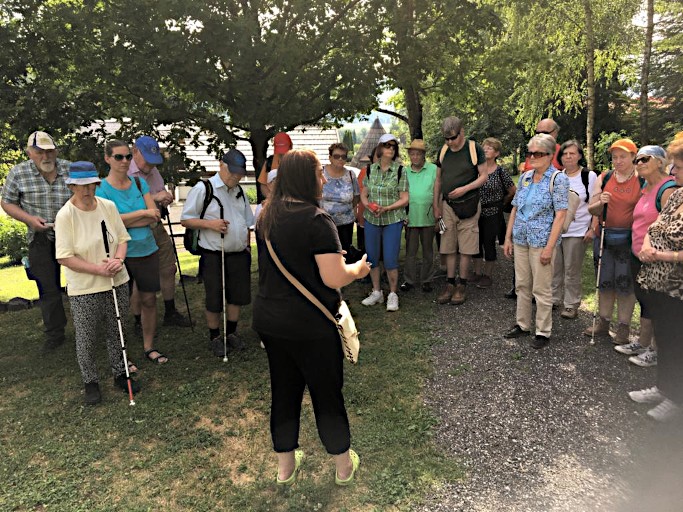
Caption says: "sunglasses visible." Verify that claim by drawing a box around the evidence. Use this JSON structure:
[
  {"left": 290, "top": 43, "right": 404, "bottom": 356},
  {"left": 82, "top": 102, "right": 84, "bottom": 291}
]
[
  {"left": 526, "top": 151, "right": 550, "bottom": 158},
  {"left": 634, "top": 155, "right": 652, "bottom": 165},
  {"left": 330, "top": 153, "right": 348, "bottom": 160},
  {"left": 444, "top": 134, "right": 460, "bottom": 141},
  {"left": 382, "top": 142, "right": 397, "bottom": 149},
  {"left": 112, "top": 153, "right": 133, "bottom": 161},
  {"left": 535, "top": 130, "right": 553, "bottom": 135}
]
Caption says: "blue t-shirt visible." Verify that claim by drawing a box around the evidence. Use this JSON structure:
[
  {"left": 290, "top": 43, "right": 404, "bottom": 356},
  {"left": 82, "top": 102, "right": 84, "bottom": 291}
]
[
  {"left": 95, "top": 178, "right": 158, "bottom": 258},
  {"left": 321, "top": 167, "right": 359, "bottom": 226}
]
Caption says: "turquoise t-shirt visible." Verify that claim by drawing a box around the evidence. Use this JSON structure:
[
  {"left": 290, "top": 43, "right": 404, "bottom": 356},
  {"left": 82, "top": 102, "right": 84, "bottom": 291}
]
[
  {"left": 406, "top": 162, "right": 437, "bottom": 227},
  {"left": 95, "top": 178, "right": 158, "bottom": 258}
]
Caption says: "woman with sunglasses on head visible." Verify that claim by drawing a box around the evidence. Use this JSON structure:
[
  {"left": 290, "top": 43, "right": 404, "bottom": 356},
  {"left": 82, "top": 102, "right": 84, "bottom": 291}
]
[
  {"left": 614, "top": 146, "right": 676, "bottom": 368},
  {"left": 360, "top": 134, "right": 409, "bottom": 312},
  {"left": 96, "top": 140, "right": 168, "bottom": 365},
  {"left": 321, "top": 143, "right": 360, "bottom": 255},
  {"left": 584, "top": 139, "right": 640, "bottom": 345},
  {"left": 629, "top": 137, "right": 683, "bottom": 421},
  {"left": 503, "top": 134, "right": 569, "bottom": 349}
]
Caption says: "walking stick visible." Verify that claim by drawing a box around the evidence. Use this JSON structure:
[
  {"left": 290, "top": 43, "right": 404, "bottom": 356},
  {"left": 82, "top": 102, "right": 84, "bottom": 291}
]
[
  {"left": 220, "top": 229, "right": 228, "bottom": 363},
  {"left": 589, "top": 205, "right": 608, "bottom": 346},
  {"left": 165, "top": 214, "right": 194, "bottom": 332},
  {"left": 101, "top": 221, "right": 136, "bottom": 405}
]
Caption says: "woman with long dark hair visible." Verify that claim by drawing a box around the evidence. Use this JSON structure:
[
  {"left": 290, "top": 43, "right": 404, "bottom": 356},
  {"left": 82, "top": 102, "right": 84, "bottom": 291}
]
[{"left": 254, "top": 149, "right": 370, "bottom": 485}]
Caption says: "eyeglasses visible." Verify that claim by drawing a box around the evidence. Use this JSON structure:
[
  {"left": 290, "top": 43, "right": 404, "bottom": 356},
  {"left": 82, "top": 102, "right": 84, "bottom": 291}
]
[
  {"left": 526, "top": 151, "right": 550, "bottom": 158},
  {"left": 382, "top": 142, "right": 397, "bottom": 149},
  {"left": 330, "top": 153, "right": 347, "bottom": 160},
  {"left": 112, "top": 153, "right": 133, "bottom": 161},
  {"left": 444, "top": 134, "right": 460, "bottom": 141},
  {"left": 535, "top": 130, "right": 553, "bottom": 135},
  {"left": 634, "top": 155, "right": 652, "bottom": 165}
]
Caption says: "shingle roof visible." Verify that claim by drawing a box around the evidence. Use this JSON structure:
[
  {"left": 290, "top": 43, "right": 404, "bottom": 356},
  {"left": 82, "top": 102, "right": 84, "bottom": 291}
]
[{"left": 350, "top": 118, "right": 387, "bottom": 168}]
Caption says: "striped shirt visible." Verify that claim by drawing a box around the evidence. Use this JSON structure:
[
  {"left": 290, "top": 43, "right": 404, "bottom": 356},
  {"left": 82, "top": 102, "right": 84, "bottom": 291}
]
[
  {"left": 362, "top": 161, "right": 409, "bottom": 226},
  {"left": 1, "top": 159, "right": 72, "bottom": 242}
]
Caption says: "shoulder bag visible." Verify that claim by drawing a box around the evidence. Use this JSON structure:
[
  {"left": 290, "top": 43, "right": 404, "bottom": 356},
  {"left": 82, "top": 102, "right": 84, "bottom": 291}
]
[{"left": 265, "top": 239, "right": 360, "bottom": 364}]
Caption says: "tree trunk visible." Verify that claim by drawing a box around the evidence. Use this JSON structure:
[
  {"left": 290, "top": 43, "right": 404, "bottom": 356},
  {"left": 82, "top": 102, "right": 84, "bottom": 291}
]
[
  {"left": 583, "top": 0, "right": 596, "bottom": 169},
  {"left": 640, "top": 0, "right": 654, "bottom": 145},
  {"left": 404, "top": 83, "right": 423, "bottom": 140},
  {"left": 249, "top": 128, "right": 269, "bottom": 180}
]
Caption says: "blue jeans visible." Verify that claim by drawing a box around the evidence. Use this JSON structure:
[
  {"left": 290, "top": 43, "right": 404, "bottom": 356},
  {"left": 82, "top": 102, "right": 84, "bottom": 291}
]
[{"left": 364, "top": 221, "right": 403, "bottom": 270}]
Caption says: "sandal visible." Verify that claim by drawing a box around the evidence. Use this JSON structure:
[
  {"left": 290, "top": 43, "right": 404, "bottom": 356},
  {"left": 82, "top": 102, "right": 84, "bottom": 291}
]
[
  {"left": 335, "top": 449, "right": 359, "bottom": 486},
  {"left": 127, "top": 360, "right": 138, "bottom": 374},
  {"left": 276, "top": 450, "right": 304, "bottom": 486},
  {"left": 144, "top": 349, "right": 169, "bottom": 365}
]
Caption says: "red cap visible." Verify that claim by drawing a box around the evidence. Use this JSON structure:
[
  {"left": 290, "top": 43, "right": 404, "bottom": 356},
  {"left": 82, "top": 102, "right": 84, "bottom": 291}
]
[{"left": 273, "top": 132, "right": 292, "bottom": 155}]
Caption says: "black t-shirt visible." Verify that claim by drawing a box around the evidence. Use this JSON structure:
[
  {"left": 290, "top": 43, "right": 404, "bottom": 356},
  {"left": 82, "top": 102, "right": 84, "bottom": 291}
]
[
  {"left": 436, "top": 139, "right": 485, "bottom": 202},
  {"left": 252, "top": 202, "right": 342, "bottom": 339}
]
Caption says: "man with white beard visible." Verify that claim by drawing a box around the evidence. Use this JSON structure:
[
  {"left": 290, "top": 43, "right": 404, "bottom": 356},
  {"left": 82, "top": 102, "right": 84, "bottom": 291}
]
[{"left": 1, "top": 131, "right": 72, "bottom": 351}]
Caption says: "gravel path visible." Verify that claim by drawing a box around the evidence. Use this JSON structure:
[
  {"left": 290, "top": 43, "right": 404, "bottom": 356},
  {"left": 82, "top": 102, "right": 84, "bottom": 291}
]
[{"left": 419, "top": 256, "right": 683, "bottom": 512}]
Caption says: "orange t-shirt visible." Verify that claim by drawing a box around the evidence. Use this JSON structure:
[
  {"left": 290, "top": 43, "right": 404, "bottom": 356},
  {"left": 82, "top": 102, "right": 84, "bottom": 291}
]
[{"left": 602, "top": 172, "right": 642, "bottom": 229}]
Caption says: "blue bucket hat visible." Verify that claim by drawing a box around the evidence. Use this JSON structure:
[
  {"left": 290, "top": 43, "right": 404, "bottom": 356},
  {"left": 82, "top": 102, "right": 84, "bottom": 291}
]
[
  {"left": 134, "top": 135, "right": 164, "bottom": 165},
  {"left": 65, "top": 161, "right": 101, "bottom": 185}
]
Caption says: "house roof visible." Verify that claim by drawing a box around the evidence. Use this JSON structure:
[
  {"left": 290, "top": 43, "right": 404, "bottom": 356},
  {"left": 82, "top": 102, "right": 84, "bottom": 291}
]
[{"left": 350, "top": 118, "right": 387, "bottom": 168}]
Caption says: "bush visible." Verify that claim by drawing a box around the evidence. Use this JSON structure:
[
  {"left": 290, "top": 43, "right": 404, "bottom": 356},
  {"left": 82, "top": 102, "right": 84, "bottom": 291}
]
[
  {"left": 245, "top": 186, "right": 257, "bottom": 205},
  {"left": 0, "top": 216, "right": 28, "bottom": 263}
]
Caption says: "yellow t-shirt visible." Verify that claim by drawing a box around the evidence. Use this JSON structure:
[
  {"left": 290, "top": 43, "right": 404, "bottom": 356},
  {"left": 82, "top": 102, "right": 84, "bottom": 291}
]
[{"left": 55, "top": 197, "right": 131, "bottom": 296}]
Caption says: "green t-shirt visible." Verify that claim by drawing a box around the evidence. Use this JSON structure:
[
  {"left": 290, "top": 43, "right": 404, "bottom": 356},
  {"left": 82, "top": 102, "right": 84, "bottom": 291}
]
[
  {"left": 406, "top": 162, "right": 437, "bottom": 227},
  {"left": 437, "top": 139, "right": 485, "bottom": 202},
  {"left": 362, "top": 161, "right": 409, "bottom": 226}
]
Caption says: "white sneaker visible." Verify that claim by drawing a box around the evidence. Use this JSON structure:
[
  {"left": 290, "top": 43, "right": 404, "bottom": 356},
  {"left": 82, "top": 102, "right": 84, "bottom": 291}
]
[
  {"left": 628, "top": 386, "right": 663, "bottom": 404},
  {"left": 629, "top": 347, "right": 657, "bottom": 367},
  {"left": 386, "top": 292, "right": 399, "bottom": 312},
  {"left": 361, "top": 290, "right": 384, "bottom": 306},
  {"left": 614, "top": 342, "right": 645, "bottom": 355},
  {"left": 647, "top": 399, "right": 682, "bottom": 422}
]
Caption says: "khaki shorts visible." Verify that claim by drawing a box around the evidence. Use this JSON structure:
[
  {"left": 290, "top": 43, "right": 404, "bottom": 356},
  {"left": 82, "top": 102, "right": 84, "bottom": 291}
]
[
  {"left": 439, "top": 200, "right": 480, "bottom": 255},
  {"left": 152, "top": 223, "right": 176, "bottom": 271}
]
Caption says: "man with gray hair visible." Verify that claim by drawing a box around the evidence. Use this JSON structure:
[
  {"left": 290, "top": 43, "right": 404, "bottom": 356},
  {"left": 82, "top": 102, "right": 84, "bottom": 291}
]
[
  {"left": 434, "top": 117, "right": 488, "bottom": 305},
  {"left": 1, "top": 131, "right": 72, "bottom": 351}
]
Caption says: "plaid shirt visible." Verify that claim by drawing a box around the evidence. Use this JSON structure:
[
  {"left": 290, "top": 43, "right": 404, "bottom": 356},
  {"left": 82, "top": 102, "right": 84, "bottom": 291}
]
[
  {"left": 1, "top": 159, "right": 72, "bottom": 242},
  {"left": 362, "top": 161, "right": 409, "bottom": 226}
]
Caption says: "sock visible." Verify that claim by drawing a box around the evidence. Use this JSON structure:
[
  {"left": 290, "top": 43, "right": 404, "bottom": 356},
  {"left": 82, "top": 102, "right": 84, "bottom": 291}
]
[
  {"left": 209, "top": 328, "right": 220, "bottom": 341},
  {"left": 164, "top": 299, "right": 176, "bottom": 316},
  {"left": 447, "top": 277, "right": 456, "bottom": 285},
  {"left": 226, "top": 320, "right": 237, "bottom": 336},
  {"left": 459, "top": 277, "right": 468, "bottom": 285},
  {"left": 134, "top": 314, "right": 141, "bottom": 325}
]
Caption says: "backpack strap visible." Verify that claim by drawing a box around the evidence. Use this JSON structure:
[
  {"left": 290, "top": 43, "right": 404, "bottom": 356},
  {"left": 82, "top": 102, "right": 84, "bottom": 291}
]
[
  {"left": 601, "top": 170, "right": 613, "bottom": 191},
  {"left": 468, "top": 140, "right": 477, "bottom": 166},
  {"left": 132, "top": 176, "right": 143, "bottom": 195},
  {"left": 655, "top": 180, "right": 678, "bottom": 212},
  {"left": 580, "top": 168, "right": 590, "bottom": 202},
  {"left": 397, "top": 165, "right": 403, "bottom": 183},
  {"left": 439, "top": 144, "right": 449, "bottom": 167}
]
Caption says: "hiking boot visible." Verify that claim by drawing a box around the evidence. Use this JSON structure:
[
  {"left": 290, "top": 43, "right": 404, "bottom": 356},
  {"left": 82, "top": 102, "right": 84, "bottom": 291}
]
[
  {"left": 560, "top": 307, "right": 578, "bottom": 319},
  {"left": 437, "top": 284, "right": 455, "bottom": 304},
  {"left": 450, "top": 283, "right": 467, "bottom": 305},
  {"left": 421, "top": 282, "right": 433, "bottom": 293},
  {"left": 84, "top": 382, "right": 101, "bottom": 406},
  {"left": 476, "top": 275, "right": 493, "bottom": 289},
  {"left": 629, "top": 386, "right": 663, "bottom": 404},
  {"left": 583, "top": 317, "right": 610, "bottom": 337},
  {"left": 163, "top": 310, "right": 193, "bottom": 327},
  {"left": 611, "top": 323, "right": 630, "bottom": 345},
  {"left": 399, "top": 282, "right": 413, "bottom": 292},
  {"left": 114, "top": 374, "right": 140, "bottom": 395},
  {"left": 361, "top": 290, "right": 384, "bottom": 306},
  {"left": 504, "top": 286, "right": 517, "bottom": 299},
  {"left": 504, "top": 325, "right": 531, "bottom": 339},
  {"left": 227, "top": 333, "right": 246, "bottom": 351},
  {"left": 647, "top": 399, "right": 682, "bottom": 422},
  {"left": 210, "top": 335, "right": 227, "bottom": 357},
  {"left": 468, "top": 273, "right": 482, "bottom": 284},
  {"left": 614, "top": 342, "right": 646, "bottom": 356},
  {"left": 629, "top": 347, "right": 657, "bottom": 367},
  {"left": 531, "top": 334, "right": 550, "bottom": 349},
  {"left": 386, "top": 292, "right": 399, "bottom": 312},
  {"left": 43, "top": 335, "right": 65, "bottom": 353}
]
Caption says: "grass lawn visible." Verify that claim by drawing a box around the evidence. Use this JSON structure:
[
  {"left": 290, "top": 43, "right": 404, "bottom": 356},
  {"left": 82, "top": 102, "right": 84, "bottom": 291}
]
[{"left": 0, "top": 244, "right": 461, "bottom": 511}]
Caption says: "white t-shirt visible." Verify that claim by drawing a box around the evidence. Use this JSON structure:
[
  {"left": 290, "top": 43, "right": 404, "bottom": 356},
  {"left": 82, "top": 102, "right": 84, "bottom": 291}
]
[
  {"left": 55, "top": 197, "right": 131, "bottom": 296},
  {"left": 563, "top": 169, "right": 598, "bottom": 238}
]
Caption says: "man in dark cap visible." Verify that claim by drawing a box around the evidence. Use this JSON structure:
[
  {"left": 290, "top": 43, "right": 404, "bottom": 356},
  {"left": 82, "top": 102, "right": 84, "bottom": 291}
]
[{"left": 181, "top": 149, "right": 254, "bottom": 357}]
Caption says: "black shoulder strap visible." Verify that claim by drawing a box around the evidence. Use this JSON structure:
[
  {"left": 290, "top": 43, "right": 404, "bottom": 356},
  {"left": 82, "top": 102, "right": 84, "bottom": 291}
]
[
  {"left": 366, "top": 163, "right": 371, "bottom": 179},
  {"left": 397, "top": 165, "right": 403, "bottom": 182},
  {"left": 199, "top": 180, "right": 215, "bottom": 220},
  {"left": 236, "top": 184, "right": 246, "bottom": 204},
  {"left": 580, "top": 168, "right": 590, "bottom": 202},
  {"left": 133, "top": 176, "right": 142, "bottom": 194},
  {"left": 601, "top": 171, "right": 613, "bottom": 191}
]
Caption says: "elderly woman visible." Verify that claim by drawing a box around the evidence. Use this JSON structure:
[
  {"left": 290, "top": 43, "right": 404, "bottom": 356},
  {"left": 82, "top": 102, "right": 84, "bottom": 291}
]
[
  {"left": 584, "top": 139, "right": 640, "bottom": 344},
  {"left": 628, "top": 137, "right": 683, "bottom": 421},
  {"left": 55, "top": 162, "right": 140, "bottom": 405},
  {"left": 614, "top": 146, "right": 676, "bottom": 367},
  {"left": 471, "top": 137, "right": 516, "bottom": 289},
  {"left": 321, "top": 143, "right": 360, "bottom": 254},
  {"left": 360, "top": 133, "right": 409, "bottom": 312},
  {"left": 254, "top": 150, "right": 370, "bottom": 484},
  {"left": 551, "top": 141, "right": 598, "bottom": 319},
  {"left": 503, "top": 134, "right": 569, "bottom": 348},
  {"left": 96, "top": 140, "right": 167, "bottom": 364}
]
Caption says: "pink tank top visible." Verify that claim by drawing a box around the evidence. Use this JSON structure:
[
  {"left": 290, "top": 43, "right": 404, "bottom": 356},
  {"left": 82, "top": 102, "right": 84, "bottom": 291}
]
[{"left": 632, "top": 177, "right": 675, "bottom": 255}]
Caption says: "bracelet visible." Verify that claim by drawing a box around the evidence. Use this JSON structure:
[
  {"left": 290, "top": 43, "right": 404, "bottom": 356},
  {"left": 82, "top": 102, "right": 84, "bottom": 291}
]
[{"left": 116, "top": 257, "right": 125, "bottom": 264}]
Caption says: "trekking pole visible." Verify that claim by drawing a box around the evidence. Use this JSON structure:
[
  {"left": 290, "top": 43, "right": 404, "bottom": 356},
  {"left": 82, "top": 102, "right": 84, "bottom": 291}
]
[
  {"left": 165, "top": 214, "right": 194, "bottom": 332},
  {"left": 101, "top": 221, "right": 136, "bottom": 405},
  {"left": 220, "top": 229, "right": 228, "bottom": 363},
  {"left": 589, "top": 205, "right": 608, "bottom": 346}
]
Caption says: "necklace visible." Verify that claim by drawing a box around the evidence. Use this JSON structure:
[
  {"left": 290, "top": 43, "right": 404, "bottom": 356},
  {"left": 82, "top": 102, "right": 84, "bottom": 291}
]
[{"left": 615, "top": 168, "right": 635, "bottom": 183}]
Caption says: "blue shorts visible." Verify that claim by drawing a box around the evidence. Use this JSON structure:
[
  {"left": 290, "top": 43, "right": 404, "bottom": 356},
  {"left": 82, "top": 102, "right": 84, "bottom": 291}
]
[{"left": 364, "top": 221, "right": 403, "bottom": 270}]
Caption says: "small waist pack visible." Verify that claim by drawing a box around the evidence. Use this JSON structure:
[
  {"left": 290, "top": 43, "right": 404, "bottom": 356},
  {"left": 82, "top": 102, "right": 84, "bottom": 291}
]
[
  {"left": 446, "top": 191, "right": 480, "bottom": 220},
  {"left": 603, "top": 227, "right": 632, "bottom": 247}
]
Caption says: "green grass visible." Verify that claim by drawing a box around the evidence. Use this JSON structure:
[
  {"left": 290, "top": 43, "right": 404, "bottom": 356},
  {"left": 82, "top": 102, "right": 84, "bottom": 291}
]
[{"left": 0, "top": 243, "right": 461, "bottom": 511}]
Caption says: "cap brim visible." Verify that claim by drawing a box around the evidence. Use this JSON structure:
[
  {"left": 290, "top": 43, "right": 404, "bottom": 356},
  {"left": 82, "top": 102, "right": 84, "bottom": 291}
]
[
  {"left": 65, "top": 177, "right": 101, "bottom": 185},
  {"left": 31, "top": 144, "right": 56, "bottom": 150},
  {"left": 228, "top": 167, "right": 247, "bottom": 175},
  {"left": 609, "top": 144, "right": 636, "bottom": 154},
  {"left": 140, "top": 150, "right": 163, "bottom": 165}
]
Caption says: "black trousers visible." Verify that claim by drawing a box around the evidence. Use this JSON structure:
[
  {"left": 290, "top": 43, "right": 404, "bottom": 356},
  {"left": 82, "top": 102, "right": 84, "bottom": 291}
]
[
  {"left": 28, "top": 233, "right": 67, "bottom": 342},
  {"left": 336, "top": 222, "right": 354, "bottom": 255},
  {"left": 649, "top": 290, "right": 683, "bottom": 405},
  {"left": 259, "top": 327, "right": 350, "bottom": 455}
]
